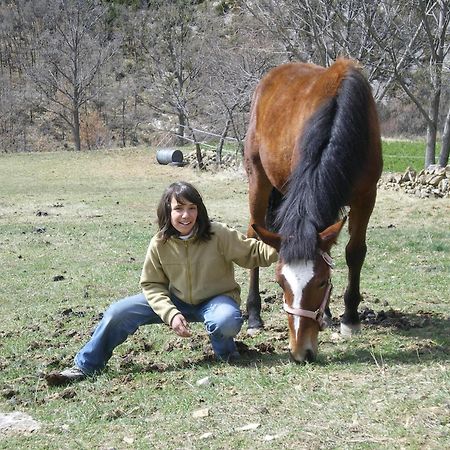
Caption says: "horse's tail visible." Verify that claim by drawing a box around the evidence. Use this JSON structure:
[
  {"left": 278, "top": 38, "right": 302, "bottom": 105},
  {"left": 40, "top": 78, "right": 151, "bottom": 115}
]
[{"left": 277, "top": 65, "right": 373, "bottom": 262}]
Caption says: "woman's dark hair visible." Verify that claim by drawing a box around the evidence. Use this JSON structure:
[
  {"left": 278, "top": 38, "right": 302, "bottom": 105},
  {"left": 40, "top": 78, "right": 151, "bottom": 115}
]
[{"left": 157, "top": 181, "right": 213, "bottom": 242}]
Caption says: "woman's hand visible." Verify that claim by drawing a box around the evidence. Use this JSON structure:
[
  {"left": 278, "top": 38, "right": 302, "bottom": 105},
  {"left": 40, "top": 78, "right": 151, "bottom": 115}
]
[{"left": 170, "top": 314, "right": 192, "bottom": 337}]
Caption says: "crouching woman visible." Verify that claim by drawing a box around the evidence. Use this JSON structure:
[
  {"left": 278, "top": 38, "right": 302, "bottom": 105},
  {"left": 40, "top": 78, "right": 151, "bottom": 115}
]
[{"left": 47, "top": 181, "right": 277, "bottom": 384}]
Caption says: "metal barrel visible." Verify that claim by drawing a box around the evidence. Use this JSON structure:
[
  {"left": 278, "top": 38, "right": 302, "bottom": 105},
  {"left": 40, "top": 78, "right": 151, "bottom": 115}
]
[{"left": 156, "top": 148, "right": 184, "bottom": 165}]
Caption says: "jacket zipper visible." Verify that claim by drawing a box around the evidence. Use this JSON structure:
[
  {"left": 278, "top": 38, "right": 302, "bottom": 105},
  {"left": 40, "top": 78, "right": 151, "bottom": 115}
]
[{"left": 184, "top": 241, "right": 193, "bottom": 302}]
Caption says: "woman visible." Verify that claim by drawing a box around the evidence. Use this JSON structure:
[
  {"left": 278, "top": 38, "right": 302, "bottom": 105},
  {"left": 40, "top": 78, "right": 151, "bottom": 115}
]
[{"left": 46, "top": 181, "right": 278, "bottom": 385}]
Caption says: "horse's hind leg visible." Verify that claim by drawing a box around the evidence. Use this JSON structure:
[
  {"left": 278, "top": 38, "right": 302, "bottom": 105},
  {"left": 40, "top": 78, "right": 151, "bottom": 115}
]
[{"left": 341, "top": 189, "right": 377, "bottom": 336}]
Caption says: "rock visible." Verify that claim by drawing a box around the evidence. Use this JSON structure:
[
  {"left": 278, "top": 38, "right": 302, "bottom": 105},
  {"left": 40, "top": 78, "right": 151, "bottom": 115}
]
[
  {"left": 196, "top": 376, "right": 211, "bottom": 387},
  {"left": 200, "top": 432, "right": 213, "bottom": 439},
  {"left": 192, "top": 408, "right": 210, "bottom": 418},
  {"left": 438, "top": 178, "right": 449, "bottom": 191},
  {"left": 426, "top": 174, "right": 445, "bottom": 187},
  {"left": 236, "top": 423, "right": 260, "bottom": 431},
  {"left": 0, "top": 412, "right": 40, "bottom": 435}
]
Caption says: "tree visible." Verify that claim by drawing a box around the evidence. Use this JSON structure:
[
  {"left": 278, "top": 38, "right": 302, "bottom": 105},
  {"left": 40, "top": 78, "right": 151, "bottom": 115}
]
[
  {"left": 363, "top": 0, "right": 450, "bottom": 167},
  {"left": 126, "top": 0, "right": 207, "bottom": 148},
  {"left": 200, "top": 7, "right": 281, "bottom": 161},
  {"left": 243, "top": 0, "right": 450, "bottom": 168},
  {"left": 0, "top": 1, "right": 43, "bottom": 152},
  {"left": 27, "top": 0, "right": 118, "bottom": 151}
]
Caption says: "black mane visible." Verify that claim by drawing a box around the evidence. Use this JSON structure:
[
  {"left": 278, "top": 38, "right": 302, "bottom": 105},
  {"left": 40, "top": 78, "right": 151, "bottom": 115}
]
[{"left": 276, "top": 68, "right": 372, "bottom": 263}]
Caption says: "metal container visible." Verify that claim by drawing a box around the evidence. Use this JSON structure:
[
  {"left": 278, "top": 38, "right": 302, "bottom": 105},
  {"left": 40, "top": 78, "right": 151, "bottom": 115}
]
[{"left": 156, "top": 148, "right": 184, "bottom": 165}]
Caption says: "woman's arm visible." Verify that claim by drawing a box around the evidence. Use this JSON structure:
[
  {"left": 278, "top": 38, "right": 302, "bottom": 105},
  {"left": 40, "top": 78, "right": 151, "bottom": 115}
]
[
  {"left": 216, "top": 223, "right": 278, "bottom": 268},
  {"left": 140, "top": 239, "right": 181, "bottom": 326}
]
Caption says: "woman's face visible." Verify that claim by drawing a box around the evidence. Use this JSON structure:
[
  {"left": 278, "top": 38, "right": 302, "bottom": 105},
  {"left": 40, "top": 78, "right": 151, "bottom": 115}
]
[{"left": 170, "top": 196, "right": 198, "bottom": 236}]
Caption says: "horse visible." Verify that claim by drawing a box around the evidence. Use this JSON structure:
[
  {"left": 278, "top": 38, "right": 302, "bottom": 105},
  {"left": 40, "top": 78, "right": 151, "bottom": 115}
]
[{"left": 244, "top": 58, "right": 383, "bottom": 363}]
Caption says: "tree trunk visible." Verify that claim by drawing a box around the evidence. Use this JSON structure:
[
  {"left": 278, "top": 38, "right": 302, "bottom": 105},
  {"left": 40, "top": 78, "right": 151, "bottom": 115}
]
[
  {"left": 190, "top": 128, "right": 204, "bottom": 170},
  {"left": 72, "top": 107, "right": 81, "bottom": 152},
  {"left": 425, "top": 123, "right": 437, "bottom": 168},
  {"left": 216, "top": 118, "right": 231, "bottom": 165},
  {"left": 195, "top": 140, "right": 204, "bottom": 170},
  {"left": 424, "top": 0, "right": 446, "bottom": 168},
  {"left": 121, "top": 99, "right": 126, "bottom": 148},
  {"left": 177, "top": 112, "right": 186, "bottom": 146},
  {"left": 439, "top": 106, "right": 450, "bottom": 167},
  {"left": 424, "top": 71, "right": 441, "bottom": 168}
]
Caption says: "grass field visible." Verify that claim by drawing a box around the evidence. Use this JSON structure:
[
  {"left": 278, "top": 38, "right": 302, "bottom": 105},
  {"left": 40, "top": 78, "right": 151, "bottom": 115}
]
[
  {"left": 0, "top": 146, "right": 449, "bottom": 449},
  {"left": 382, "top": 139, "right": 435, "bottom": 172}
]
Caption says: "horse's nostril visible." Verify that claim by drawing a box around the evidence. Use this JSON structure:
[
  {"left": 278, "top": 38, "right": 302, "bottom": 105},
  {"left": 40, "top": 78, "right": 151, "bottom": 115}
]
[{"left": 305, "top": 349, "right": 316, "bottom": 363}]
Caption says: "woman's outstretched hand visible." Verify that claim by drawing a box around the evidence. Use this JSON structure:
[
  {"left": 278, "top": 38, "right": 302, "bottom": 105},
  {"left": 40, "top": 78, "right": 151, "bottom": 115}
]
[{"left": 170, "top": 314, "right": 192, "bottom": 337}]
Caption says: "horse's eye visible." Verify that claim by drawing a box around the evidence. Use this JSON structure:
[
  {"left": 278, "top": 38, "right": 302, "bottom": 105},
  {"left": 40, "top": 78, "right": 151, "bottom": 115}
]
[{"left": 319, "top": 281, "right": 328, "bottom": 289}]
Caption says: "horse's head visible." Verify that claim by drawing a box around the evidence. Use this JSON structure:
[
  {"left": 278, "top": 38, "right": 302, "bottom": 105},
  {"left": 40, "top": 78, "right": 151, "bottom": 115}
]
[{"left": 253, "top": 218, "right": 346, "bottom": 363}]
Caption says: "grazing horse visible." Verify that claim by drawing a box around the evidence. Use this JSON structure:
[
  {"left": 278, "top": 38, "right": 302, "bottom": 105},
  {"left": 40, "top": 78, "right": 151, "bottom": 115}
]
[{"left": 244, "top": 59, "right": 382, "bottom": 363}]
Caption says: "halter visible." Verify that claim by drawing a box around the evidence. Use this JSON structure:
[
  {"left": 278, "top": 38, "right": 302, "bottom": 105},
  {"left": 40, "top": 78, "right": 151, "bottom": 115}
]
[{"left": 282, "top": 250, "right": 334, "bottom": 331}]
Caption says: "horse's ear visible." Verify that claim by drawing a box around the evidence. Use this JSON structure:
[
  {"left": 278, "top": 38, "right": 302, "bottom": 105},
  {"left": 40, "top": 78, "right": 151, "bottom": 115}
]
[
  {"left": 252, "top": 224, "right": 282, "bottom": 252},
  {"left": 318, "top": 217, "right": 347, "bottom": 252}
]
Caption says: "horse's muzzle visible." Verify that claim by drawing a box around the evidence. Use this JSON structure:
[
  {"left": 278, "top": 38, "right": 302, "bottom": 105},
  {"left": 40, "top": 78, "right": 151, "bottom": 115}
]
[{"left": 290, "top": 348, "right": 316, "bottom": 364}]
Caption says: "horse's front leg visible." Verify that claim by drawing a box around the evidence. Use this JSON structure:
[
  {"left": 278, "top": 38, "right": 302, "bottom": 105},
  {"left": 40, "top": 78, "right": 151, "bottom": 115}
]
[
  {"left": 244, "top": 161, "right": 272, "bottom": 334},
  {"left": 246, "top": 267, "right": 263, "bottom": 333},
  {"left": 341, "top": 191, "right": 376, "bottom": 336}
]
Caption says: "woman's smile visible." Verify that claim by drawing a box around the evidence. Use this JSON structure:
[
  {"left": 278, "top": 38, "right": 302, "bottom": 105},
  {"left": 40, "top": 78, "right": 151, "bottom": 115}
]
[{"left": 170, "top": 197, "right": 198, "bottom": 236}]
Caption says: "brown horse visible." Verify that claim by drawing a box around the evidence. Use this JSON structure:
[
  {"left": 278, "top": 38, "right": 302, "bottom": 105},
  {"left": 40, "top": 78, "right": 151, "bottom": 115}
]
[{"left": 244, "top": 59, "right": 382, "bottom": 363}]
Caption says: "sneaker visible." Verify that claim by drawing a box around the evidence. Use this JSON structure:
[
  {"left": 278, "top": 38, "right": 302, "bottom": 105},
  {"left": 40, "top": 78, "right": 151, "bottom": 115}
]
[
  {"left": 217, "top": 351, "right": 241, "bottom": 363},
  {"left": 45, "top": 366, "right": 86, "bottom": 386},
  {"left": 228, "top": 351, "right": 241, "bottom": 362}
]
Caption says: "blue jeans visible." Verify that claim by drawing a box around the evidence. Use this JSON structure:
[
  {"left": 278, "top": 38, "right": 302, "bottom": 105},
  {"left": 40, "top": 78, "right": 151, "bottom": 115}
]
[{"left": 74, "top": 293, "right": 243, "bottom": 375}]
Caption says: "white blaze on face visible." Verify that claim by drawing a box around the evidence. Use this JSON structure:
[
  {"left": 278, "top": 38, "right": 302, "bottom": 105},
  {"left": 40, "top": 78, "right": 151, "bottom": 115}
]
[{"left": 281, "top": 260, "right": 315, "bottom": 336}]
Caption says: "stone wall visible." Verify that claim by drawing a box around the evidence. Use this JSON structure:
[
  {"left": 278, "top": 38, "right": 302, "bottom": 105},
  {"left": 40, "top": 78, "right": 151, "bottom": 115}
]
[
  {"left": 185, "top": 150, "right": 450, "bottom": 200},
  {"left": 185, "top": 150, "right": 241, "bottom": 170},
  {"left": 378, "top": 165, "right": 450, "bottom": 198}
]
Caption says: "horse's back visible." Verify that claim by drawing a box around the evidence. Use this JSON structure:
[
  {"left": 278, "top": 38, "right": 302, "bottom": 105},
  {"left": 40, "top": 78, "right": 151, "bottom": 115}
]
[{"left": 245, "top": 59, "right": 381, "bottom": 192}]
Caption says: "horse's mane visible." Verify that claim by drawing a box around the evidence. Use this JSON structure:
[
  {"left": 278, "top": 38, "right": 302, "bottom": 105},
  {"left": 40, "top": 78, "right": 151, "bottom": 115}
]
[{"left": 276, "top": 67, "right": 372, "bottom": 263}]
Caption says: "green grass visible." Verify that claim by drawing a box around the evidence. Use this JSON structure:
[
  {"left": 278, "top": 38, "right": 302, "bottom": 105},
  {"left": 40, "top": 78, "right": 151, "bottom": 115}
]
[
  {"left": 0, "top": 147, "right": 449, "bottom": 449},
  {"left": 188, "top": 138, "right": 434, "bottom": 173},
  {"left": 381, "top": 139, "right": 435, "bottom": 172}
]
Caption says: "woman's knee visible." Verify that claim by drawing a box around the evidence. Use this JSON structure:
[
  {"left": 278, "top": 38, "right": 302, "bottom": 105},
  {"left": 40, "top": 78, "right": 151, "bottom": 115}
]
[
  {"left": 102, "top": 293, "right": 148, "bottom": 324},
  {"left": 220, "top": 315, "right": 243, "bottom": 337},
  {"left": 205, "top": 303, "right": 243, "bottom": 337}
]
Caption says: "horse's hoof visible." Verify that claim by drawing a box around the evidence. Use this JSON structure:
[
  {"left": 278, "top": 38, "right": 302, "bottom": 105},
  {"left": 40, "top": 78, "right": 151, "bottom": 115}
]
[
  {"left": 322, "top": 314, "right": 332, "bottom": 329},
  {"left": 247, "top": 327, "right": 262, "bottom": 336},
  {"left": 340, "top": 322, "right": 361, "bottom": 337}
]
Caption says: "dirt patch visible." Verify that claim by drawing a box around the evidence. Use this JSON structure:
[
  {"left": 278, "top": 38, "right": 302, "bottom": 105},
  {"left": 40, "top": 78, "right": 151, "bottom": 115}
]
[{"left": 359, "top": 307, "right": 437, "bottom": 330}]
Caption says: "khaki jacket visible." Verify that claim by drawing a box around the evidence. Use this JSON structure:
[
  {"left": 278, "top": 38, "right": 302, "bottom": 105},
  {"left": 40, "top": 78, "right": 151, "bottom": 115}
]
[{"left": 140, "top": 221, "right": 278, "bottom": 325}]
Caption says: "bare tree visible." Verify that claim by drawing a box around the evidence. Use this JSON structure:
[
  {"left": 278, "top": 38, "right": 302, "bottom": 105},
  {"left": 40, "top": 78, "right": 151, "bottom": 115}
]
[
  {"left": 0, "top": 1, "right": 43, "bottom": 152},
  {"left": 440, "top": 107, "right": 450, "bottom": 166},
  {"left": 243, "top": 0, "right": 381, "bottom": 71},
  {"left": 244, "top": 0, "right": 450, "bottom": 168},
  {"left": 363, "top": 0, "right": 449, "bottom": 167},
  {"left": 127, "top": 0, "right": 207, "bottom": 148},
  {"left": 27, "top": 0, "right": 118, "bottom": 151},
  {"left": 200, "top": 8, "right": 281, "bottom": 162}
]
